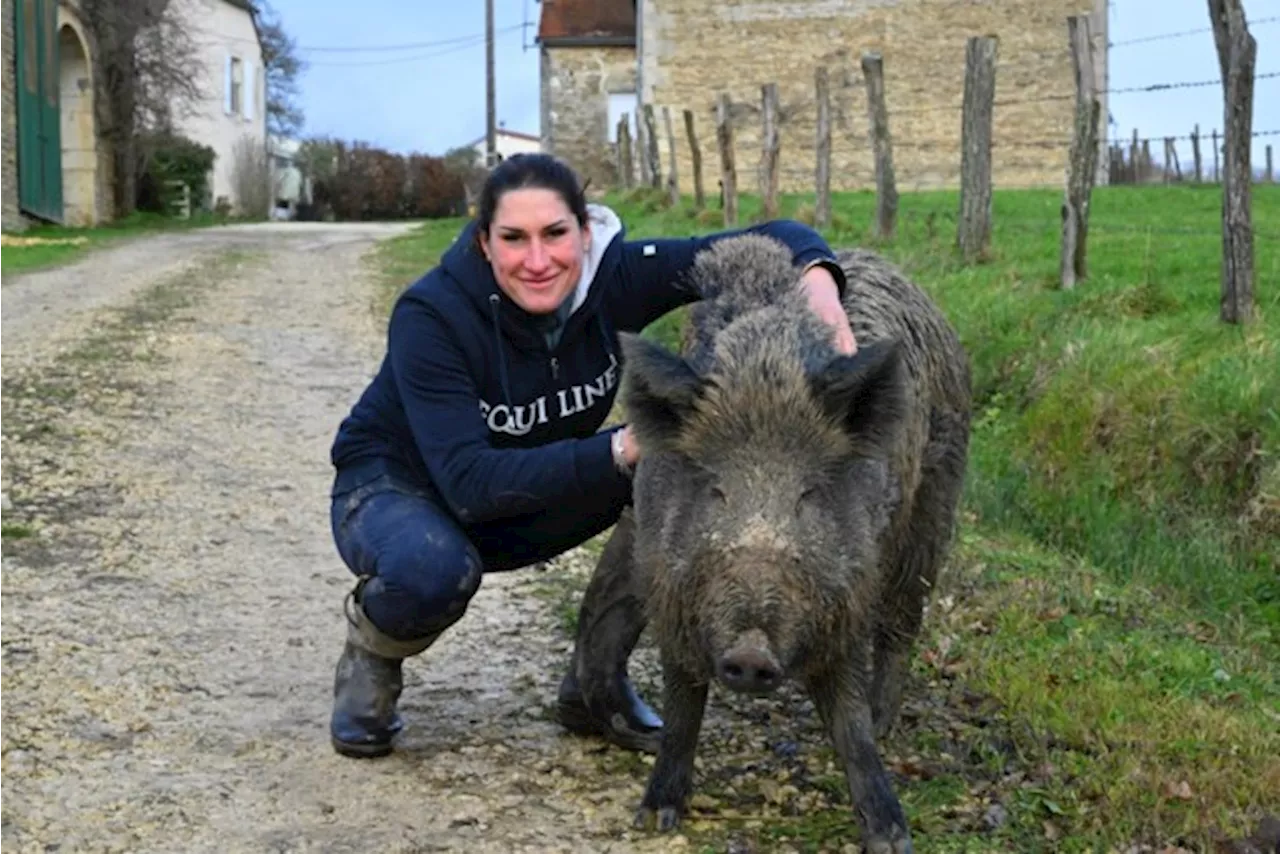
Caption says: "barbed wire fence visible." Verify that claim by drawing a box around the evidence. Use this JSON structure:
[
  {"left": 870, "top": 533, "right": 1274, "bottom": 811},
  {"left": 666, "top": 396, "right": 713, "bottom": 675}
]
[{"left": 606, "top": 7, "right": 1273, "bottom": 324}]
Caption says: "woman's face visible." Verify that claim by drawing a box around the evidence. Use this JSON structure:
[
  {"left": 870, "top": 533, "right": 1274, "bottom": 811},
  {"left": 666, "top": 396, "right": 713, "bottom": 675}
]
[{"left": 480, "top": 187, "right": 590, "bottom": 315}]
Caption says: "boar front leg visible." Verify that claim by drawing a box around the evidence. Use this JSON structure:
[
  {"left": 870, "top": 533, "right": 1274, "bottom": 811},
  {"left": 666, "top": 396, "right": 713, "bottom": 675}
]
[
  {"left": 634, "top": 654, "right": 709, "bottom": 832},
  {"left": 807, "top": 659, "right": 913, "bottom": 854}
]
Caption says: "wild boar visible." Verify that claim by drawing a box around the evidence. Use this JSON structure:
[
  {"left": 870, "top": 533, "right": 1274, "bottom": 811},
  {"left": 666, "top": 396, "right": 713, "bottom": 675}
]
[{"left": 616, "top": 234, "right": 972, "bottom": 853}]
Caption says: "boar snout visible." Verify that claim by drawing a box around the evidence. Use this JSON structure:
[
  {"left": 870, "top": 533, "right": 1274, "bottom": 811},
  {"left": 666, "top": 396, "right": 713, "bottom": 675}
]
[{"left": 716, "top": 631, "right": 782, "bottom": 695}]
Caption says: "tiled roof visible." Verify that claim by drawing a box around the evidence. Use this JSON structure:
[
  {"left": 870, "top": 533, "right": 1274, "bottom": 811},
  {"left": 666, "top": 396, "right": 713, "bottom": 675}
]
[{"left": 537, "top": 0, "right": 635, "bottom": 45}]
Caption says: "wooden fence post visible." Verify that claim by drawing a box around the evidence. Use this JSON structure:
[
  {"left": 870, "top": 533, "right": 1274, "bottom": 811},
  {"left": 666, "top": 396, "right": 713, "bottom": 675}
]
[
  {"left": 862, "top": 51, "right": 898, "bottom": 239},
  {"left": 636, "top": 110, "right": 651, "bottom": 187},
  {"left": 1212, "top": 128, "right": 1220, "bottom": 181},
  {"left": 1165, "top": 137, "right": 1182, "bottom": 181},
  {"left": 1061, "top": 14, "right": 1100, "bottom": 289},
  {"left": 617, "top": 116, "right": 634, "bottom": 189},
  {"left": 662, "top": 105, "right": 680, "bottom": 207},
  {"left": 683, "top": 108, "right": 706, "bottom": 209},
  {"left": 1129, "top": 129, "right": 1140, "bottom": 183},
  {"left": 1192, "top": 124, "right": 1203, "bottom": 182},
  {"left": 759, "top": 82, "right": 780, "bottom": 220},
  {"left": 1267, "top": 145, "right": 1274, "bottom": 182},
  {"left": 814, "top": 66, "right": 832, "bottom": 229},
  {"left": 717, "top": 94, "right": 738, "bottom": 226},
  {"left": 1209, "top": 0, "right": 1256, "bottom": 325},
  {"left": 642, "top": 104, "right": 663, "bottom": 189},
  {"left": 958, "top": 35, "right": 998, "bottom": 263}
]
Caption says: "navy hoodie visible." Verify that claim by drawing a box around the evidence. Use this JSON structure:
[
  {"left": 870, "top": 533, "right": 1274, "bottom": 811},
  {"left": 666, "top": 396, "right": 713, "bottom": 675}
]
[{"left": 329, "top": 205, "right": 847, "bottom": 526}]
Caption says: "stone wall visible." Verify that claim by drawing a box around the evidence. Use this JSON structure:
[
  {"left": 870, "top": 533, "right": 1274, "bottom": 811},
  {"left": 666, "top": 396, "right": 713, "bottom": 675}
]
[
  {"left": 540, "top": 44, "right": 637, "bottom": 191},
  {"left": 638, "top": 0, "right": 1108, "bottom": 194},
  {"left": 2, "top": 0, "right": 29, "bottom": 232}
]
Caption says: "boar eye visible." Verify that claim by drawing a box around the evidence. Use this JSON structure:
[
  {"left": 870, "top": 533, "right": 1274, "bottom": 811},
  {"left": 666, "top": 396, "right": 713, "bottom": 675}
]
[
  {"left": 797, "top": 487, "right": 821, "bottom": 511},
  {"left": 709, "top": 484, "right": 727, "bottom": 504}
]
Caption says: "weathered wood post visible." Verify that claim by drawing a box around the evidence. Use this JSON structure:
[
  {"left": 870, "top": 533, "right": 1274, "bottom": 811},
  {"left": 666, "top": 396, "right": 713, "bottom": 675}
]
[
  {"left": 1061, "top": 14, "right": 1100, "bottom": 289},
  {"left": 1127, "top": 129, "right": 1139, "bottom": 183},
  {"left": 716, "top": 94, "right": 738, "bottom": 226},
  {"left": 1192, "top": 124, "right": 1203, "bottom": 182},
  {"left": 814, "top": 66, "right": 832, "bottom": 229},
  {"left": 1267, "top": 145, "right": 1274, "bottom": 183},
  {"left": 759, "top": 82, "right": 781, "bottom": 220},
  {"left": 642, "top": 104, "right": 663, "bottom": 189},
  {"left": 1165, "top": 137, "right": 1182, "bottom": 181},
  {"left": 1212, "top": 128, "right": 1220, "bottom": 181},
  {"left": 618, "top": 116, "right": 635, "bottom": 189},
  {"left": 636, "top": 110, "right": 652, "bottom": 187},
  {"left": 957, "top": 35, "right": 998, "bottom": 263},
  {"left": 683, "top": 108, "right": 706, "bottom": 209},
  {"left": 862, "top": 51, "right": 898, "bottom": 240},
  {"left": 1209, "top": 0, "right": 1256, "bottom": 325},
  {"left": 662, "top": 105, "right": 680, "bottom": 207}
]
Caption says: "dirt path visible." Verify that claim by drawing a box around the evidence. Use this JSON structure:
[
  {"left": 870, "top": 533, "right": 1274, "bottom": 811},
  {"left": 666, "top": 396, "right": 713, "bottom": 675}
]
[{"left": 0, "top": 225, "right": 688, "bottom": 853}]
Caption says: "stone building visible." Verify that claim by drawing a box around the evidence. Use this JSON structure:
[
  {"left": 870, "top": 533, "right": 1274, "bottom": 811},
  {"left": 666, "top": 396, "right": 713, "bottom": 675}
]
[
  {"left": 537, "top": 0, "right": 637, "bottom": 191},
  {"left": 1, "top": 0, "right": 22, "bottom": 231},
  {"left": 539, "top": 0, "right": 1109, "bottom": 194},
  {"left": 3, "top": 0, "right": 111, "bottom": 231}
]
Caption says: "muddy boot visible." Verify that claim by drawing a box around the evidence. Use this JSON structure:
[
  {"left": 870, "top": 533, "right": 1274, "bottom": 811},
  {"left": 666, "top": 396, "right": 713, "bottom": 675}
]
[
  {"left": 330, "top": 577, "right": 445, "bottom": 759},
  {"left": 553, "top": 511, "right": 664, "bottom": 754}
]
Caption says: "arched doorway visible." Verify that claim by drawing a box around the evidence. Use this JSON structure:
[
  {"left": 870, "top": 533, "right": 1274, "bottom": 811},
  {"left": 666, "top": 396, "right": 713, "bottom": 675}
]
[{"left": 58, "top": 23, "right": 96, "bottom": 226}]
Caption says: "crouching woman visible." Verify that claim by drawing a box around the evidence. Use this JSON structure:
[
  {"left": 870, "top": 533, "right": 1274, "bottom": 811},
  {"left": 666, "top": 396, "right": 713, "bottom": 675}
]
[{"left": 325, "top": 152, "right": 855, "bottom": 758}]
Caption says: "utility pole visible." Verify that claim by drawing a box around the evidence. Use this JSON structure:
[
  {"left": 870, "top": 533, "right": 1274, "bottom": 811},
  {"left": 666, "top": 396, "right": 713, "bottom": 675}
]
[{"left": 485, "top": 0, "right": 496, "bottom": 168}]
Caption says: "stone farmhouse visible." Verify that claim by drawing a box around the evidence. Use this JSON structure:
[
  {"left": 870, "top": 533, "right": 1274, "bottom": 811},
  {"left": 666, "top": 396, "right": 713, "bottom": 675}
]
[
  {"left": 538, "top": 0, "right": 1109, "bottom": 194},
  {"left": 2, "top": 0, "right": 266, "bottom": 232}
]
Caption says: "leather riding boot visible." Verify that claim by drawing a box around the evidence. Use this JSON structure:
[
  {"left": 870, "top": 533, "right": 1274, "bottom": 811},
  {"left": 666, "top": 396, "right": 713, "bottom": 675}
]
[
  {"left": 330, "top": 577, "right": 446, "bottom": 759},
  {"left": 554, "top": 510, "right": 664, "bottom": 754}
]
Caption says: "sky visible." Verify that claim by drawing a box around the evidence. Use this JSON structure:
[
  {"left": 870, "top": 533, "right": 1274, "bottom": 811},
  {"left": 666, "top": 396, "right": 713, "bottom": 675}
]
[{"left": 265, "top": 0, "right": 1278, "bottom": 167}]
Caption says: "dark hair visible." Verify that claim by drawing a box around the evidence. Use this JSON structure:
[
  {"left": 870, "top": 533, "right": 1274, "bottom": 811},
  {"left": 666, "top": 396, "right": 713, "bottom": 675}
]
[{"left": 473, "top": 153, "right": 589, "bottom": 250}]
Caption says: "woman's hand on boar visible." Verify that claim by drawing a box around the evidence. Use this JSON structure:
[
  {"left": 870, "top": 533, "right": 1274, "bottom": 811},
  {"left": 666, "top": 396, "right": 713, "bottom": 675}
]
[
  {"left": 612, "top": 425, "right": 642, "bottom": 474},
  {"left": 800, "top": 263, "right": 857, "bottom": 355}
]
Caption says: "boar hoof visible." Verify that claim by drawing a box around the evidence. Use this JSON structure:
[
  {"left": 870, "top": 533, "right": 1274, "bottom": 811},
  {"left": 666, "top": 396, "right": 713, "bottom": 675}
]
[
  {"left": 864, "top": 828, "right": 913, "bottom": 854},
  {"left": 633, "top": 805, "right": 684, "bottom": 832}
]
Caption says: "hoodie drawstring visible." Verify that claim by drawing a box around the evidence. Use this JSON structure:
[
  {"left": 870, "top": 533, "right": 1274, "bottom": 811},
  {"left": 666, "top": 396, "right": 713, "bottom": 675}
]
[
  {"left": 596, "top": 312, "right": 618, "bottom": 367},
  {"left": 488, "top": 294, "right": 514, "bottom": 408}
]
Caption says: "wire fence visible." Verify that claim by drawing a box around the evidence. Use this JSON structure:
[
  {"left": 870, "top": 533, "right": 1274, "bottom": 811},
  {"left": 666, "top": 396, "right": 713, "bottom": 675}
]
[{"left": 596, "top": 10, "right": 1270, "bottom": 318}]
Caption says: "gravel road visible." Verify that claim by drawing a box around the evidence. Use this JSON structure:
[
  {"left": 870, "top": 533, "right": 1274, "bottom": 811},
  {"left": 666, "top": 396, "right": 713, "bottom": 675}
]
[{"left": 0, "top": 223, "right": 709, "bottom": 853}]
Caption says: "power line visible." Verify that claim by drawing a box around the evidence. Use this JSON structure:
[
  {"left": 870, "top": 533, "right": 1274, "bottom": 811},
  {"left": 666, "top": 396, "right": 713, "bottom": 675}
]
[
  {"left": 187, "top": 23, "right": 527, "bottom": 55},
  {"left": 1108, "top": 15, "right": 1279, "bottom": 48},
  {"left": 302, "top": 28, "right": 523, "bottom": 68},
  {"left": 297, "top": 23, "right": 527, "bottom": 54}
]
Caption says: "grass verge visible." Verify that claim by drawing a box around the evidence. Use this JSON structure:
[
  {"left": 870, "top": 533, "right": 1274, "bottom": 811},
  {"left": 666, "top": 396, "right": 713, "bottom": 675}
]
[
  {"left": 368, "top": 184, "right": 1279, "bottom": 851},
  {"left": 1, "top": 210, "right": 252, "bottom": 275}
]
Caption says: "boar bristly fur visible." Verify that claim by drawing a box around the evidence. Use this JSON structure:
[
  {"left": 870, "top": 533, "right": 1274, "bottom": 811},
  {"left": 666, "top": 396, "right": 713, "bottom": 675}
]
[{"left": 617, "top": 234, "right": 972, "bottom": 854}]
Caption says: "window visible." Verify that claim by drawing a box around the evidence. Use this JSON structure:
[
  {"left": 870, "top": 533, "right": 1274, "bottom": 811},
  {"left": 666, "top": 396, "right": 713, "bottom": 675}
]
[
  {"left": 607, "top": 92, "right": 638, "bottom": 143},
  {"left": 228, "top": 56, "right": 243, "bottom": 115}
]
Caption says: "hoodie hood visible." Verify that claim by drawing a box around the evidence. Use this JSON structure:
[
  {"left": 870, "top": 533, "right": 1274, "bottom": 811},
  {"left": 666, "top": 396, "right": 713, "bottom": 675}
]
[{"left": 440, "top": 203, "right": 626, "bottom": 351}]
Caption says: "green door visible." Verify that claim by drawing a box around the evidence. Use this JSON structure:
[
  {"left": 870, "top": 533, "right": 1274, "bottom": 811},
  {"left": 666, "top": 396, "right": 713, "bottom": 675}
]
[{"left": 15, "top": 0, "right": 63, "bottom": 223}]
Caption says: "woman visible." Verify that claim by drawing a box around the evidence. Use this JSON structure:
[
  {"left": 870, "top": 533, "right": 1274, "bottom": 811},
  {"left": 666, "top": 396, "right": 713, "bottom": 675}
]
[{"left": 326, "top": 152, "right": 856, "bottom": 759}]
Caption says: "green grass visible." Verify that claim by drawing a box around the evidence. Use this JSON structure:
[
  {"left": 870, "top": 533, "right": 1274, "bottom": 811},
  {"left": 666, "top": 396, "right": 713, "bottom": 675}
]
[
  {"left": 368, "top": 183, "right": 1280, "bottom": 850},
  {"left": 1, "top": 210, "right": 251, "bottom": 274}
]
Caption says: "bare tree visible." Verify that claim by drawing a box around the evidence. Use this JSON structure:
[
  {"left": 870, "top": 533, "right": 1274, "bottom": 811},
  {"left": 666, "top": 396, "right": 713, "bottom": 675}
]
[
  {"left": 251, "top": 0, "right": 306, "bottom": 138},
  {"left": 231, "top": 134, "right": 272, "bottom": 218},
  {"left": 80, "top": 0, "right": 204, "bottom": 217}
]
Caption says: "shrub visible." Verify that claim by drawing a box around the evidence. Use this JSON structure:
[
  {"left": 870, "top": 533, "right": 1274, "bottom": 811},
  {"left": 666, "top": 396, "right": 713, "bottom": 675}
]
[
  {"left": 135, "top": 132, "right": 216, "bottom": 216},
  {"left": 308, "top": 137, "right": 469, "bottom": 221}
]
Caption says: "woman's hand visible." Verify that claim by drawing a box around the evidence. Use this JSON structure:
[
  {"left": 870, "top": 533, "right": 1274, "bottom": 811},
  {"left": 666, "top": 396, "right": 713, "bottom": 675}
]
[
  {"left": 612, "top": 425, "right": 641, "bottom": 474},
  {"left": 800, "top": 263, "right": 857, "bottom": 356}
]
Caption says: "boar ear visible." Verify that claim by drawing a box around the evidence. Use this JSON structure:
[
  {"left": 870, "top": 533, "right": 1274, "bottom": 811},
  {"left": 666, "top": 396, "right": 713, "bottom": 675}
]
[
  {"left": 810, "top": 339, "right": 908, "bottom": 451},
  {"left": 619, "top": 331, "right": 705, "bottom": 450}
]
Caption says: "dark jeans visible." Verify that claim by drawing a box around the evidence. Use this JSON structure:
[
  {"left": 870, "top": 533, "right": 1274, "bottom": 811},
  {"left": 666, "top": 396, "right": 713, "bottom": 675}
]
[{"left": 329, "top": 457, "right": 630, "bottom": 642}]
